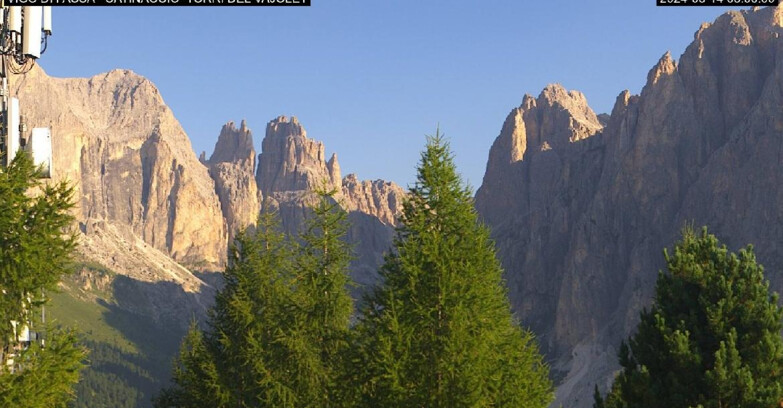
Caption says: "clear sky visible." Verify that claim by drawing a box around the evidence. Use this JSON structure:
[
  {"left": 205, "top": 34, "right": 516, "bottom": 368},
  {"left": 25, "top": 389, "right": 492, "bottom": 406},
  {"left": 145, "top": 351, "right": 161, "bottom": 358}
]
[{"left": 38, "top": 1, "right": 744, "bottom": 189}]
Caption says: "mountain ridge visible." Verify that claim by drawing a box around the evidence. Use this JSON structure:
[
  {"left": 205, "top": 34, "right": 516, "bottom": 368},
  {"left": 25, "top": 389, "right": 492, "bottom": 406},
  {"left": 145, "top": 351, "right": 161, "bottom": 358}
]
[
  {"left": 11, "top": 64, "right": 404, "bottom": 291},
  {"left": 14, "top": 6, "right": 783, "bottom": 408},
  {"left": 476, "top": 5, "right": 783, "bottom": 407},
  {"left": 11, "top": 63, "right": 405, "bottom": 407}
]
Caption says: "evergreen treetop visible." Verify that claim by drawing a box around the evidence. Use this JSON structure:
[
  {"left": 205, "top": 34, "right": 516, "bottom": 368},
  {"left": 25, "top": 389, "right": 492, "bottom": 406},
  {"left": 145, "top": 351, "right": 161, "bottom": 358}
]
[
  {"left": 352, "top": 131, "right": 553, "bottom": 408},
  {"left": 596, "top": 227, "right": 783, "bottom": 408},
  {"left": 157, "top": 191, "right": 355, "bottom": 408}
]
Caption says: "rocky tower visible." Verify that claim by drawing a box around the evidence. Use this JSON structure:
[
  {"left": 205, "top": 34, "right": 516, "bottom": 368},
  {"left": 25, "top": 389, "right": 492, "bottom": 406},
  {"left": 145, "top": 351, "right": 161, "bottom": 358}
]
[
  {"left": 205, "top": 120, "right": 260, "bottom": 243},
  {"left": 476, "top": 6, "right": 783, "bottom": 407},
  {"left": 256, "top": 115, "right": 341, "bottom": 194},
  {"left": 254, "top": 115, "right": 405, "bottom": 289},
  {"left": 10, "top": 68, "right": 407, "bottom": 328}
]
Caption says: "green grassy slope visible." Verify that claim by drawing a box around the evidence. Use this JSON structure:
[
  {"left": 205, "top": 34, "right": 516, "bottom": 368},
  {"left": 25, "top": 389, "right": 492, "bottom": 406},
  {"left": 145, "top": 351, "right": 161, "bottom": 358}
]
[{"left": 48, "top": 265, "right": 189, "bottom": 408}]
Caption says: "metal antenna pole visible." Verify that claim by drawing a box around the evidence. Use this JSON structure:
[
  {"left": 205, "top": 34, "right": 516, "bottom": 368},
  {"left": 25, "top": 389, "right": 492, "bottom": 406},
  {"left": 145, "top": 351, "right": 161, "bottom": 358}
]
[
  {"left": 0, "top": 6, "right": 53, "bottom": 370},
  {"left": 1, "top": 8, "right": 8, "bottom": 167}
]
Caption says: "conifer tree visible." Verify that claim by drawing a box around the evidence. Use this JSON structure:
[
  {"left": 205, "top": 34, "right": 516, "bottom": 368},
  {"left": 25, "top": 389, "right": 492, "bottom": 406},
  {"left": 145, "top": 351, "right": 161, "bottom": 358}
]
[
  {"left": 157, "top": 191, "right": 355, "bottom": 407},
  {"left": 352, "top": 132, "right": 552, "bottom": 407},
  {"left": 595, "top": 227, "right": 783, "bottom": 408},
  {"left": 291, "top": 189, "right": 354, "bottom": 407},
  {"left": 0, "top": 326, "right": 86, "bottom": 408},
  {"left": 156, "top": 211, "right": 297, "bottom": 407},
  {"left": 0, "top": 153, "right": 86, "bottom": 407},
  {"left": 154, "top": 325, "right": 225, "bottom": 408}
]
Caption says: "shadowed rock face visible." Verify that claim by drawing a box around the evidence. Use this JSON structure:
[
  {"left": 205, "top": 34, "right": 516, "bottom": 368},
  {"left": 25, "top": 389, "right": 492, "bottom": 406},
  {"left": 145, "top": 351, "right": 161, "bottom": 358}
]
[{"left": 476, "top": 6, "right": 783, "bottom": 407}]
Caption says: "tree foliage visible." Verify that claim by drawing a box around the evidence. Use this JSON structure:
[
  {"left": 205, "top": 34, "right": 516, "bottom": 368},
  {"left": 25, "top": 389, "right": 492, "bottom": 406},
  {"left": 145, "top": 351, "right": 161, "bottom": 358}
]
[
  {"left": 0, "top": 153, "right": 76, "bottom": 342},
  {"left": 596, "top": 227, "right": 783, "bottom": 408},
  {"left": 0, "top": 326, "right": 85, "bottom": 408},
  {"left": 292, "top": 188, "right": 354, "bottom": 407},
  {"left": 157, "top": 133, "right": 555, "bottom": 407},
  {"left": 350, "top": 132, "right": 553, "bottom": 407},
  {"left": 156, "top": 191, "right": 354, "bottom": 408},
  {"left": 0, "top": 153, "right": 85, "bottom": 406}
]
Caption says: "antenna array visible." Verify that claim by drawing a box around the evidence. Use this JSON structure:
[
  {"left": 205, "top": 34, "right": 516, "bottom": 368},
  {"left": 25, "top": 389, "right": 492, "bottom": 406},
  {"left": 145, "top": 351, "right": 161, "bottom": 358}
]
[{"left": 0, "top": 5, "right": 53, "bottom": 373}]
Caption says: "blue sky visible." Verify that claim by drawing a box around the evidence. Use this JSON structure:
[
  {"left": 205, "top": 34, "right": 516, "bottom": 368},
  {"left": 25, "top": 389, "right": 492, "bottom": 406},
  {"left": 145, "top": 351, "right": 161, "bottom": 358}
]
[{"left": 39, "top": 1, "right": 742, "bottom": 189}]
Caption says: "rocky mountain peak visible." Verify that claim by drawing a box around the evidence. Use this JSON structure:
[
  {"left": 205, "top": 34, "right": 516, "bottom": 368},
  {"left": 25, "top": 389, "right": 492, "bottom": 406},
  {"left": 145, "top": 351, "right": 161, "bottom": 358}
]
[
  {"left": 250, "top": 115, "right": 404, "bottom": 291},
  {"left": 267, "top": 115, "right": 306, "bottom": 138},
  {"left": 256, "top": 115, "right": 336, "bottom": 194},
  {"left": 610, "top": 90, "right": 633, "bottom": 116},
  {"left": 12, "top": 65, "right": 228, "bottom": 271},
  {"left": 476, "top": 5, "right": 783, "bottom": 407},
  {"left": 341, "top": 174, "right": 404, "bottom": 227},
  {"left": 480, "top": 84, "right": 603, "bottom": 189},
  {"left": 327, "top": 152, "right": 341, "bottom": 187},
  {"left": 208, "top": 120, "right": 255, "bottom": 168},
  {"left": 205, "top": 121, "right": 260, "bottom": 241},
  {"left": 521, "top": 93, "right": 537, "bottom": 110},
  {"left": 647, "top": 51, "right": 677, "bottom": 86},
  {"left": 539, "top": 83, "right": 588, "bottom": 109},
  {"left": 254, "top": 115, "right": 404, "bottom": 225},
  {"left": 539, "top": 84, "right": 602, "bottom": 143}
]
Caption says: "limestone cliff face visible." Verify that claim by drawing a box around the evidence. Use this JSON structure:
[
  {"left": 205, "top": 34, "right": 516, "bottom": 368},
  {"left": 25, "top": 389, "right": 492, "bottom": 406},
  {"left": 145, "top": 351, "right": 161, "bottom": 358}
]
[
  {"left": 11, "top": 63, "right": 402, "bottom": 289},
  {"left": 341, "top": 174, "right": 402, "bottom": 226},
  {"left": 257, "top": 116, "right": 339, "bottom": 193},
  {"left": 12, "top": 66, "right": 228, "bottom": 274},
  {"left": 479, "top": 84, "right": 604, "bottom": 235},
  {"left": 205, "top": 121, "right": 260, "bottom": 242},
  {"left": 475, "top": 6, "right": 783, "bottom": 407},
  {"left": 10, "top": 68, "right": 405, "bottom": 330},
  {"left": 341, "top": 173, "right": 404, "bottom": 288},
  {"left": 255, "top": 116, "right": 405, "bottom": 289},
  {"left": 256, "top": 116, "right": 405, "bottom": 221}
]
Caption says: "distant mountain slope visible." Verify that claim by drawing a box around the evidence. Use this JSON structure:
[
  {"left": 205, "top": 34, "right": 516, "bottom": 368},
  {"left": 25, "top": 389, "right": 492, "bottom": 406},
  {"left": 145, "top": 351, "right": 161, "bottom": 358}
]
[
  {"left": 12, "top": 66, "right": 404, "bottom": 406},
  {"left": 475, "top": 6, "right": 783, "bottom": 407},
  {"left": 49, "top": 264, "right": 188, "bottom": 408}
]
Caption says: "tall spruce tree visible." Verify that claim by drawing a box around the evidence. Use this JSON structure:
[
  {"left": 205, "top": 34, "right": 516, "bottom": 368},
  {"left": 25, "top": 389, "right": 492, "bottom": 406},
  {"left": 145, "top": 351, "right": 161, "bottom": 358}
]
[
  {"left": 351, "top": 132, "right": 552, "bottom": 407},
  {"left": 156, "top": 211, "right": 298, "bottom": 407},
  {"left": 155, "top": 325, "right": 225, "bottom": 408},
  {"left": 0, "top": 153, "right": 86, "bottom": 407},
  {"left": 595, "top": 227, "right": 783, "bottom": 408},
  {"left": 291, "top": 189, "right": 354, "bottom": 407},
  {"left": 156, "top": 191, "right": 354, "bottom": 408}
]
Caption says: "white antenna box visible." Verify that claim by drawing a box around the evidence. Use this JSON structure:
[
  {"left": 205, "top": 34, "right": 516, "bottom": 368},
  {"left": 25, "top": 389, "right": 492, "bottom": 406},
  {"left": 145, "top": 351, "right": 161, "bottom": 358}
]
[
  {"left": 42, "top": 7, "right": 51, "bottom": 35},
  {"left": 6, "top": 97, "right": 20, "bottom": 167},
  {"left": 8, "top": 7, "right": 21, "bottom": 34},
  {"left": 22, "top": 7, "right": 42, "bottom": 59},
  {"left": 29, "top": 127, "right": 52, "bottom": 178}
]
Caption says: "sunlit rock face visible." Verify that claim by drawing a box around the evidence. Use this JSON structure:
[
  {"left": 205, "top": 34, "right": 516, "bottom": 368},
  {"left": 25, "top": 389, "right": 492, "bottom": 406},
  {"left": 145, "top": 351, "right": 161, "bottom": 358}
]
[
  {"left": 204, "top": 120, "right": 260, "bottom": 245},
  {"left": 13, "top": 65, "right": 228, "bottom": 275},
  {"left": 12, "top": 68, "right": 406, "bottom": 324},
  {"left": 255, "top": 115, "right": 405, "bottom": 290}
]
